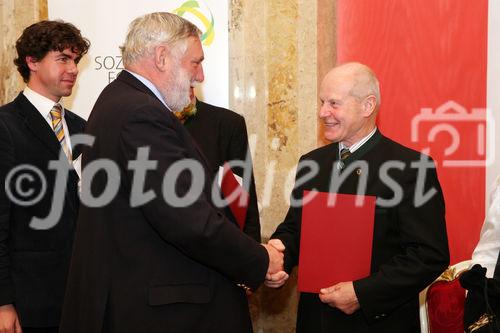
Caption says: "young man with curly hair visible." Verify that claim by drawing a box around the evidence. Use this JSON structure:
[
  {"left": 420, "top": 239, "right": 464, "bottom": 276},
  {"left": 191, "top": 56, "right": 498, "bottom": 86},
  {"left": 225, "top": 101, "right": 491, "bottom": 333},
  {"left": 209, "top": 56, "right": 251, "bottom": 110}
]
[{"left": 0, "top": 20, "right": 89, "bottom": 333}]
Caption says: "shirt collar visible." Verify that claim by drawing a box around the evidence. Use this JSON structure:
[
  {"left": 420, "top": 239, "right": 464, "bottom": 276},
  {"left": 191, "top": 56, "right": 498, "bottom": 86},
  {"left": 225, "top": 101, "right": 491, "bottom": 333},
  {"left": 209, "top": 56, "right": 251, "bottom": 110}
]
[
  {"left": 125, "top": 70, "right": 172, "bottom": 112},
  {"left": 23, "top": 85, "right": 65, "bottom": 118},
  {"left": 339, "top": 127, "right": 377, "bottom": 154}
]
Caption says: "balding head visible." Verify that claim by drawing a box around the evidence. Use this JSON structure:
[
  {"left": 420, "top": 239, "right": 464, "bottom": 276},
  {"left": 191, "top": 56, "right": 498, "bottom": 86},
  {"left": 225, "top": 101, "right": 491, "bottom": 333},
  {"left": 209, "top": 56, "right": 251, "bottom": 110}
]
[{"left": 324, "top": 62, "right": 381, "bottom": 110}]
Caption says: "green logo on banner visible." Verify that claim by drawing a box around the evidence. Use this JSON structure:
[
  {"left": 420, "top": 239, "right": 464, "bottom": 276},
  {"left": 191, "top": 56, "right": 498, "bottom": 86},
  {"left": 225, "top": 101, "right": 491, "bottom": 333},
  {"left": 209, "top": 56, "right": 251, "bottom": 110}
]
[{"left": 174, "top": 0, "right": 215, "bottom": 46}]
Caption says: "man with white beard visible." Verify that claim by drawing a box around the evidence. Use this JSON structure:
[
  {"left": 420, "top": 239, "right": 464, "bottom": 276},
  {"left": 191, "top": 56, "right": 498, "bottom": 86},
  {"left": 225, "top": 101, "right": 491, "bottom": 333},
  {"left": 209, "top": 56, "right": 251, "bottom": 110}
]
[{"left": 59, "top": 12, "right": 283, "bottom": 333}]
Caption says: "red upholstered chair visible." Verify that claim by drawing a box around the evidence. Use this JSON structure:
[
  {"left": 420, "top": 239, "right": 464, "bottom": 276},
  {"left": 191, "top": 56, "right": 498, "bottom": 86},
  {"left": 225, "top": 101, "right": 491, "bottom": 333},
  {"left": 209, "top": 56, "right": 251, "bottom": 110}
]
[{"left": 419, "top": 260, "right": 471, "bottom": 333}]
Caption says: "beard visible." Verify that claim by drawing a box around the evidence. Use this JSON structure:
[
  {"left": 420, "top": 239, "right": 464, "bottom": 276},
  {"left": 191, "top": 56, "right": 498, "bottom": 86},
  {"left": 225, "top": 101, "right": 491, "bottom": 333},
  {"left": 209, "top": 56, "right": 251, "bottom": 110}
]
[{"left": 163, "top": 65, "right": 193, "bottom": 112}]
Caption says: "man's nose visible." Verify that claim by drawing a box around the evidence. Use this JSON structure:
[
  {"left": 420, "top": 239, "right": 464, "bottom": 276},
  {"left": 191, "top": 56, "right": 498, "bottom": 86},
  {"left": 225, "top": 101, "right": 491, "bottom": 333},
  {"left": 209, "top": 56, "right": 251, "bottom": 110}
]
[
  {"left": 195, "top": 64, "right": 204, "bottom": 83},
  {"left": 318, "top": 104, "right": 330, "bottom": 118},
  {"left": 67, "top": 60, "right": 78, "bottom": 75}
]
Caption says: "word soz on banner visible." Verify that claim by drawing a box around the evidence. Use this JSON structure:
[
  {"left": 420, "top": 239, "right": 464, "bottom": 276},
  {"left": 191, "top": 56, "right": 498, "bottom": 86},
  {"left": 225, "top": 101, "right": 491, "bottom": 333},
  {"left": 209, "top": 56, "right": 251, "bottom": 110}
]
[{"left": 94, "top": 55, "right": 125, "bottom": 83}]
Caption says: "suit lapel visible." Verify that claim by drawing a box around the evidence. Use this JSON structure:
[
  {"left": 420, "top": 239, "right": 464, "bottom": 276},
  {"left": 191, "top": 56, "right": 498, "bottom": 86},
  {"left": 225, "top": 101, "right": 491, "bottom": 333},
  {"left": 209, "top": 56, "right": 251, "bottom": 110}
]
[
  {"left": 117, "top": 71, "right": 222, "bottom": 206},
  {"left": 61, "top": 113, "right": 85, "bottom": 214},
  {"left": 65, "top": 112, "right": 84, "bottom": 160},
  {"left": 315, "top": 143, "right": 339, "bottom": 192},
  {"left": 14, "top": 93, "right": 81, "bottom": 214},
  {"left": 15, "top": 93, "right": 60, "bottom": 159}
]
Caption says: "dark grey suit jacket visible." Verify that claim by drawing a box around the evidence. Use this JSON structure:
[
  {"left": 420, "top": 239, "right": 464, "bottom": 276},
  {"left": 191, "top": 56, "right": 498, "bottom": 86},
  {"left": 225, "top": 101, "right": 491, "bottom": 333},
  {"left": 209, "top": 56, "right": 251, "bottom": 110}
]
[{"left": 0, "top": 93, "right": 85, "bottom": 327}]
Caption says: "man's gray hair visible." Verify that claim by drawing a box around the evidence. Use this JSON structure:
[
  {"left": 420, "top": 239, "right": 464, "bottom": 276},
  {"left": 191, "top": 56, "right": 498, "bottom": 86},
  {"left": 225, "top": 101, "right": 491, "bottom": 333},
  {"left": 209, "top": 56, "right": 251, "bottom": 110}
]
[{"left": 121, "top": 12, "right": 201, "bottom": 66}]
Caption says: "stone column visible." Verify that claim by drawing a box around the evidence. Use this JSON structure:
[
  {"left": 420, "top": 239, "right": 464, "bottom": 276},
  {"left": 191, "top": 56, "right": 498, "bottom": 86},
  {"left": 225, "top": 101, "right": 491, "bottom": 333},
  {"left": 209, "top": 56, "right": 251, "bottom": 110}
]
[
  {"left": 230, "top": 0, "right": 336, "bottom": 331},
  {"left": 0, "top": 0, "right": 47, "bottom": 105}
]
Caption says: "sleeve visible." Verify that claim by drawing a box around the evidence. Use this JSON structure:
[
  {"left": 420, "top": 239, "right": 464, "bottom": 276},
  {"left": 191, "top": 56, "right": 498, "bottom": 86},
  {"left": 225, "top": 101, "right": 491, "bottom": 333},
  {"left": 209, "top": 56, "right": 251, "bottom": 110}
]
[
  {"left": 119, "top": 107, "right": 268, "bottom": 290},
  {"left": 0, "top": 117, "right": 15, "bottom": 305},
  {"left": 471, "top": 175, "right": 500, "bottom": 278},
  {"left": 225, "top": 115, "right": 261, "bottom": 242},
  {"left": 353, "top": 157, "right": 450, "bottom": 322}
]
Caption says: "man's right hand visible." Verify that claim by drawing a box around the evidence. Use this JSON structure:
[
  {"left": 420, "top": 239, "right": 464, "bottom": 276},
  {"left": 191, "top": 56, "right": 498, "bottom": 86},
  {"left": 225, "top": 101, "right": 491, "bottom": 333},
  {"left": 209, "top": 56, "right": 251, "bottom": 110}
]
[
  {"left": 262, "top": 243, "right": 284, "bottom": 275},
  {"left": 0, "top": 304, "right": 22, "bottom": 333},
  {"left": 264, "top": 239, "right": 289, "bottom": 288}
]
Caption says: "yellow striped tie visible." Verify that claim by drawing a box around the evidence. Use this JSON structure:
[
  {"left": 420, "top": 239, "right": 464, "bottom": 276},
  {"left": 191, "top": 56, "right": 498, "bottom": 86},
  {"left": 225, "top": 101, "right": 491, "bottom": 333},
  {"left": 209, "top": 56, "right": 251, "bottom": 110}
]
[{"left": 50, "top": 103, "right": 71, "bottom": 161}]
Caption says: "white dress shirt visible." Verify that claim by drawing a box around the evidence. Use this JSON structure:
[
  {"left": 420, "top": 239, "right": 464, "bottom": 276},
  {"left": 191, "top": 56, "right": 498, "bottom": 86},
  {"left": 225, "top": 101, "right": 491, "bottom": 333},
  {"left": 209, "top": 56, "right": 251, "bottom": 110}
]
[
  {"left": 23, "top": 86, "right": 73, "bottom": 156},
  {"left": 339, "top": 127, "right": 378, "bottom": 154},
  {"left": 337, "top": 127, "right": 377, "bottom": 170},
  {"left": 471, "top": 175, "right": 500, "bottom": 277}
]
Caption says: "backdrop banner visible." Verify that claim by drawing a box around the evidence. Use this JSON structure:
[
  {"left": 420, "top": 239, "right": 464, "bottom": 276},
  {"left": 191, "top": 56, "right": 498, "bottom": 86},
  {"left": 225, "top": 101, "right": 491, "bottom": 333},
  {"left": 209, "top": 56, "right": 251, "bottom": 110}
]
[{"left": 337, "top": 0, "right": 499, "bottom": 263}]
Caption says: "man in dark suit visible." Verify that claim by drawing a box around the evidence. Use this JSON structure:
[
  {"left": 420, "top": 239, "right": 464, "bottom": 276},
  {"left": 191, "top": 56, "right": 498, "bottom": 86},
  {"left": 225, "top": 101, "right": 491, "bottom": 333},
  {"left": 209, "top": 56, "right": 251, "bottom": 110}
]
[
  {"left": 266, "top": 62, "right": 450, "bottom": 332},
  {"left": 59, "top": 12, "right": 283, "bottom": 333},
  {"left": 178, "top": 88, "right": 261, "bottom": 242},
  {"left": 0, "top": 20, "right": 89, "bottom": 333}
]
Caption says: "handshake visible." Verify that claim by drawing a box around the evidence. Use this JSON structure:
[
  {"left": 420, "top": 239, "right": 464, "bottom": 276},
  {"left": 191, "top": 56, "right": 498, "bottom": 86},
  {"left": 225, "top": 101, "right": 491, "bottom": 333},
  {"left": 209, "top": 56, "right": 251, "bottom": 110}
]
[{"left": 262, "top": 239, "right": 289, "bottom": 288}]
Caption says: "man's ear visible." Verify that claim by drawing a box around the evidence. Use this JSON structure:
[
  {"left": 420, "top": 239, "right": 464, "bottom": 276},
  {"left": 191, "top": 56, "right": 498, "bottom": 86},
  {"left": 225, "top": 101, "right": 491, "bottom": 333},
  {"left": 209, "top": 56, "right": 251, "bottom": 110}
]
[
  {"left": 362, "top": 95, "right": 377, "bottom": 117},
  {"left": 154, "top": 45, "right": 168, "bottom": 71},
  {"left": 26, "top": 56, "right": 38, "bottom": 71}
]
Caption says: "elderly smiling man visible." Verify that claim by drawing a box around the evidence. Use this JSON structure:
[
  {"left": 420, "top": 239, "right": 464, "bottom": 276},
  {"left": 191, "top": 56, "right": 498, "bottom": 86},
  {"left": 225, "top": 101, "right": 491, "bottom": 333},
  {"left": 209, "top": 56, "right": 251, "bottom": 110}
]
[{"left": 267, "top": 62, "right": 450, "bottom": 333}]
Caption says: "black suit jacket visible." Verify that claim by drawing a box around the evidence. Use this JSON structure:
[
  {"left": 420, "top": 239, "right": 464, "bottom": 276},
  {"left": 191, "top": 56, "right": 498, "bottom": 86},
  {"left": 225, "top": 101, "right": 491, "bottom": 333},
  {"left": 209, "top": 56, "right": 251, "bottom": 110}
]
[
  {"left": 272, "top": 130, "right": 450, "bottom": 333},
  {"left": 59, "top": 71, "right": 268, "bottom": 333},
  {"left": 184, "top": 100, "right": 261, "bottom": 241},
  {"left": 0, "top": 93, "right": 85, "bottom": 327}
]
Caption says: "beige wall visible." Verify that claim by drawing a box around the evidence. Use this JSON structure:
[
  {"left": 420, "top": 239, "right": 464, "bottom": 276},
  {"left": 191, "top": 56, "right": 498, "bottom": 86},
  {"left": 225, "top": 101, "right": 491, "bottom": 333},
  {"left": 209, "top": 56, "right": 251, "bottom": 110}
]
[{"left": 0, "top": 0, "right": 336, "bottom": 331}]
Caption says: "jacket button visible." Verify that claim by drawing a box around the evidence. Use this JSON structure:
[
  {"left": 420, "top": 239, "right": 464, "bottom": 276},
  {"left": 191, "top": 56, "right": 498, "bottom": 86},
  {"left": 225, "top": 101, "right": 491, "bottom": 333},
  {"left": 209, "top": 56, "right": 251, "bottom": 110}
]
[{"left": 236, "top": 283, "right": 251, "bottom": 291}]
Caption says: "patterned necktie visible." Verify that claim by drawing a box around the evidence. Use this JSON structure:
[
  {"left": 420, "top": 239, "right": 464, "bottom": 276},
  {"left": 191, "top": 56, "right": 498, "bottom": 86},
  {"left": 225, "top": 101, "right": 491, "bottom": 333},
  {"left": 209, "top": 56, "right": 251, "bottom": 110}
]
[
  {"left": 340, "top": 148, "right": 352, "bottom": 161},
  {"left": 50, "top": 103, "right": 71, "bottom": 161}
]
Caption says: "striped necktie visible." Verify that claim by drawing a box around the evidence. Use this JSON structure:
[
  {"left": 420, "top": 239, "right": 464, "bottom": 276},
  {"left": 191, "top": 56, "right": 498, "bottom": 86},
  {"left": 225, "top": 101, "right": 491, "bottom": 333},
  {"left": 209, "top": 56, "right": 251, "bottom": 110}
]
[
  {"left": 340, "top": 148, "right": 351, "bottom": 161},
  {"left": 50, "top": 103, "right": 71, "bottom": 161},
  {"left": 338, "top": 147, "right": 351, "bottom": 170}
]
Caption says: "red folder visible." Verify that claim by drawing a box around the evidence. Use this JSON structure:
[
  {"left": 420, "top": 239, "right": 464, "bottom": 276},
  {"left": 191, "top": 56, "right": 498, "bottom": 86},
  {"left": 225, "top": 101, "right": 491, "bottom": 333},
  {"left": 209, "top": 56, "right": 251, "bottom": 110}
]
[
  {"left": 220, "top": 162, "right": 249, "bottom": 230},
  {"left": 298, "top": 190, "right": 376, "bottom": 293}
]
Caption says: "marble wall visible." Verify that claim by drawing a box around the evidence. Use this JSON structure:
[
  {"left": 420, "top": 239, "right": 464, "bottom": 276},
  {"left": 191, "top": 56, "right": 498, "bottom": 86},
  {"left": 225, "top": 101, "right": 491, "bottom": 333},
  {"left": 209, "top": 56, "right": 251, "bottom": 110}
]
[
  {"left": 0, "top": 0, "right": 336, "bottom": 331},
  {"left": 0, "top": 0, "right": 46, "bottom": 105},
  {"left": 231, "top": 0, "right": 335, "bottom": 331}
]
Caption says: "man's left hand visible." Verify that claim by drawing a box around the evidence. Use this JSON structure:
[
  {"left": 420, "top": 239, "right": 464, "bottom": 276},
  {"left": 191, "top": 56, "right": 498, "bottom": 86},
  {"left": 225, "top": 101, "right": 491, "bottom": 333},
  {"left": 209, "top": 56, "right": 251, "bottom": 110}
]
[
  {"left": 265, "top": 270, "right": 289, "bottom": 288},
  {"left": 319, "top": 281, "right": 360, "bottom": 315}
]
